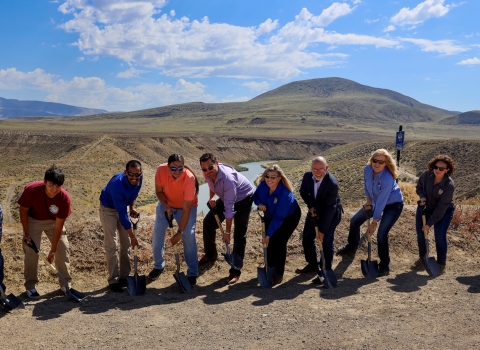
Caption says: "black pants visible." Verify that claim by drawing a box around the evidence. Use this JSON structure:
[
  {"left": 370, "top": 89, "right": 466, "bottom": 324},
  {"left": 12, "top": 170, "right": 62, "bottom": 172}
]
[
  {"left": 302, "top": 207, "right": 342, "bottom": 270},
  {"left": 202, "top": 195, "right": 253, "bottom": 276},
  {"left": 265, "top": 205, "right": 301, "bottom": 276}
]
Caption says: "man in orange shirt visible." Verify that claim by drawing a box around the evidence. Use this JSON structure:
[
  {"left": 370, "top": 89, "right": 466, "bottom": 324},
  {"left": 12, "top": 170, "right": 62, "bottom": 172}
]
[{"left": 149, "top": 154, "right": 199, "bottom": 285}]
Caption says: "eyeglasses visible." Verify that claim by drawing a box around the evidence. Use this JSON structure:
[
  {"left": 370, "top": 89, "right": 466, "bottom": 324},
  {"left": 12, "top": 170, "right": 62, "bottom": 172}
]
[
  {"left": 433, "top": 165, "right": 447, "bottom": 171},
  {"left": 265, "top": 175, "right": 279, "bottom": 180},
  {"left": 170, "top": 166, "right": 184, "bottom": 172},
  {"left": 312, "top": 168, "right": 326, "bottom": 172},
  {"left": 127, "top": 172, "right": 142, "bottom": 178},
  {"left": 372, "top": 158, "right": 386, "bottom": 165},
  {"left": 201, "top": 164, "right": 215, "bottom": 172}
]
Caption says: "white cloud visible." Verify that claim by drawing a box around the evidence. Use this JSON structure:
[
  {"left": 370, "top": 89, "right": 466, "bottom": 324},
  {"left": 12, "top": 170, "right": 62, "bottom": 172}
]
[
  {"left": 400, "top": 38, "right": 468, "bottom": 55},
  {"left": 56, "top": 1, "right": 401, "bottom": 80},
  {"left": 391, "top": 0, "right": 451, "bottom": 27},
  {"left": 365, "top": 18, "right": 379, "bottom": 24},
  {"left": 116, "top": 67, "right": 147, "bottom": 78},
  {"left": 242, "top": 81, "right": 270, "bottom": 92},
  {"left": 221, "top": 95, "right": 250, "bottom": 103},
  {"left": 0, "top": 68, "right": 214, "bottom": 111},
  {"left": 170, "top": 10, "right": 175, "bottom": 17},
  {"left": 457, "top": 57, "right": 480, "bottom": 65},
  {"left": 384, "top": 25, "right": 396, "bottom": 32}
]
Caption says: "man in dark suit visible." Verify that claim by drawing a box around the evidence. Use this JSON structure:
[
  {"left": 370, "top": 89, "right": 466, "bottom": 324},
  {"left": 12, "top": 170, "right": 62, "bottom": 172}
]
[{"left": 296, "top": 156, "right": 342, "bottom": 276}]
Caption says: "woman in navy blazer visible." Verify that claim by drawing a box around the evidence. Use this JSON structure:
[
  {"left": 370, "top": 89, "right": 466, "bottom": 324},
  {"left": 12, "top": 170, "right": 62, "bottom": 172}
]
[{"left": 253, "top": 164, "right": 301, "bottom": 285}]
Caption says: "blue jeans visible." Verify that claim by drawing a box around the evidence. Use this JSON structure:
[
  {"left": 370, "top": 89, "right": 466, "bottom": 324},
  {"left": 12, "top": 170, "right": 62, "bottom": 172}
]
[
  {"left": 152, "top": 202, "right": 198, "bottom": 277},
  {"left": 416, "top": 206, "right": 454, "bottom": 265},
  {"left": 347, "top": 202, "right": 403, "bottom": 271},
  {"left": 0, "top": 246, "right": 5, "bottom": 292}
]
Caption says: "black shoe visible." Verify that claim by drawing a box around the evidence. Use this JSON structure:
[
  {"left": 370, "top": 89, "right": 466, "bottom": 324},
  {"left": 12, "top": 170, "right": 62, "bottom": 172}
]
[
  {"left": 311, "top": 276, "right": 323, "bottom": 285},
  {"left": 187, "top": 276, "right": 197, "bottom": 286},
  {"left": 148, "top": 268, "right": 164, "bottom": 281},
  {"left": 378, "top": 269, "right": 390, "bottom": 277},
  {"left": 438, "top": 264, "right": 446, "bottom": 275},
  {"left": 118, "top": 278, "right": 128, "bottom": 287},
  {"left": 336, "top": 245, "right": 357, "bottom": 256},
  {"left": 109, "top": 283, "right": 123, "bottom": 292}
]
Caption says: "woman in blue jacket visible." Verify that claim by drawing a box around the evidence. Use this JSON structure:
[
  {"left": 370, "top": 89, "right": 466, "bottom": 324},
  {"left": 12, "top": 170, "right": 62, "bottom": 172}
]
[
  {"left": 337, "top": 149, "right": 404, "bottom": 276},
  {"left": 253, "top": 164, "right": 301, "bottom": 285}
]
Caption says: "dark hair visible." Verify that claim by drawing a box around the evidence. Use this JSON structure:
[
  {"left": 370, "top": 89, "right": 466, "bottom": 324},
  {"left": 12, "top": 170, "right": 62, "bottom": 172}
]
[
  {"left": 199, "top": 153, "right": 217, "bottom": 164},
  {"left": 44, "top": 164, "right": 65, "bottom": 186},
  {"left": 126, "top": 160, "right": 142, "bottom": 171},
  {"left": 427, "top": 155, "right": 456, "bottom": 176},
  {"left": 168, "top": 153, "right": 199, "bottom": 194}
]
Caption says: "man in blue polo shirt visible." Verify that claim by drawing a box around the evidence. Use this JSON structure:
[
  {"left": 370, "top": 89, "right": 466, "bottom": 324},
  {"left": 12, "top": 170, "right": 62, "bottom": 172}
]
[{"left": 99, "top": 160, "right": 142, "bottom": 292}]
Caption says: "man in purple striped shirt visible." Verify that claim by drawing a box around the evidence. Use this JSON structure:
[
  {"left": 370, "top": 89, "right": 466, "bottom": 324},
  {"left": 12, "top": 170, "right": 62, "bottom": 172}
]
[{"left": 198, "top": 153, "right": 254, "bottom": 285}]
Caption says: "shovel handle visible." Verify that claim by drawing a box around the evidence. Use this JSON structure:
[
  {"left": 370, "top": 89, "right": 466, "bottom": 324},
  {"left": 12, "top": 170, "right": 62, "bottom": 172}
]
[
  {"left": 257, "top": 209, "right": 266, "bottom": 239},
  {"left": 422, "top": 214, "right": 429, "bottom": 238},
  {"left": 164, "top": 211, "right": 174, "bottom": 228},
  {"left": 130, "top": 213, "right": 140, "bottom": 230},
  {"left": 213, "top": 213, "right": 224, "bottom": 235}
]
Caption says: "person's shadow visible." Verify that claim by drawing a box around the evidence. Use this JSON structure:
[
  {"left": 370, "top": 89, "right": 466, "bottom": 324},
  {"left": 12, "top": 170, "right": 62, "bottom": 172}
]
[
  {"left": 456, "top": 275, "right": 480, "bottom": 293},
  {"left": 386, "top": 271, "right": 430, "bottom": 293}
]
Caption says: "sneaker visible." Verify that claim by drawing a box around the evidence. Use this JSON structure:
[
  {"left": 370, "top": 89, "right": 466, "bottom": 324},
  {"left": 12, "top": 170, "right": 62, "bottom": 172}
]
[
  {"left": 411, "top": 258, "right": 425, "bottom": 271},
  {"left": 187, "top": 276, "right": 197, "bottom": 286},
  {"left": 26, "top": 288, "right": 41, "bottom": 300},
  {"left": 148, "top": 268, "right": 164, "bottom": 281},
  {"left": 109, "top": 283, "right": 123, "bottom": 293},
  {"left": 118, "top": 278, "right": 128, "bottom": 287},
  {"left": 336, "top": 245, "right": 357, "bottom": 256},
  {"left": 439, "top": 264, "right": 446, "bottom": 275}
]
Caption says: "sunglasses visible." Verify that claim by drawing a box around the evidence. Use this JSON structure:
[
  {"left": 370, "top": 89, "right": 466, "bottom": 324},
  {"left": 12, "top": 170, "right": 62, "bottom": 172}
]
[
  {"left": 372, "top": 158, "right": 386, "bottom": 165},
  {"left": 433, "top": 165, "right": 447, "bottom": 171},
  {"left": 127, "top": 172, "right": 142, "bottom": 178},
  {"left": 265, "top": 175, "right": 279, "bottom": 180},
  {"left": 201, "top": 164, "right": 215, "bottom": 172},
  {"left": 170, "top": 166, "right": 184, "bottom": 172}
]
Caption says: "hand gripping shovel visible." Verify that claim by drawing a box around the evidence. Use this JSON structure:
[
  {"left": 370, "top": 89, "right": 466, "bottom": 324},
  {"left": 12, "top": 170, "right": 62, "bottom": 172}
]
[
  {"left": 257, "top": 210, "right": 276, "bottom": 288},
  {"left": 127, "top": 215, "right": 146, "bottom": 296},
  {"left": 360, "top": 218, "right": 379, "bottom": 279},
  {"left": 421, "top": 209, "right": 439, "bottom": 277},
  {"left": 24, "top": 239, "right": 85, "bottom": 302},
  {"left": 310, "top": 215, "right": 337, "bottom": 289},
  {"left": 207, "top": 202, "right": 243, "bottom": 270},
  {"left": 0, "top": 284, "right": 24, "bottom": 313},
  {"left": 165, "top": 212, "right": 191, "bottom": 293}
]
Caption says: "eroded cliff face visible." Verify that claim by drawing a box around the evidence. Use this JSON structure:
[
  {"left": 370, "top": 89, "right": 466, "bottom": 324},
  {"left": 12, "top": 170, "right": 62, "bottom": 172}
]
[{"left": 0, "top": 131, "right": 342, "bottom": 222}]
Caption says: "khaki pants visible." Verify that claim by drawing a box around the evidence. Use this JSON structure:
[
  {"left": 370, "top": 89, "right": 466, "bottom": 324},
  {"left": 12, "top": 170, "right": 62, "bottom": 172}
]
[
  {"left": 23, "top": 217, "right": 71, "bottom": 290},
  {"left": 99, "top": 204, "right": 131, "bottom": 285}
]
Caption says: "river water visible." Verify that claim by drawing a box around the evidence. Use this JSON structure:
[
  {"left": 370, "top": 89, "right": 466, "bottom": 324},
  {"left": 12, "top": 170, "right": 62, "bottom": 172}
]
[{"left": 196, "top": 160, "right": 271, "bottom": 214}]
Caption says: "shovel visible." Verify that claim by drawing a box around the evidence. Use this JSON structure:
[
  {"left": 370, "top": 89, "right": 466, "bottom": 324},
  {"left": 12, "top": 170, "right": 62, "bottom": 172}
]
[
  {"left": 310, "top": 215, "right": 337, "bottom": 289},
  {"left": 127, "top": 215, "right": 146, "bottom": 296},
  {"left": 360, "top": 218, "right": 379, "bottom": 279},
  {"left": 421, "top": 210, "right": 439, "bottom": 277},
  {"left": 257, "top": 210, "right": 276, "bottom": 288},
  {"left": 207, "top": 202, "right": 243, "bottom": 270},
  {"left": 165, "top": 212, "right": 191, "bottom": 293},
  {"left": 0, "top": 284, "right": 24, "bottom": 313},
  {"left": 24, "top": 239, "right": 85, "bottom": 302}
]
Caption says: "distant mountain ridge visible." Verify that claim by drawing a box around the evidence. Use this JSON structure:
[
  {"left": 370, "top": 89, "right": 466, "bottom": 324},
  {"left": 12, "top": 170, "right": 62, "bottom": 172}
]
[
  {"left": 444, "top": 110, "right": 480, "bottom": 125},
  {"left": 73, "top": 77, "right": 456, "bottom": 125},
  {"left": 0, "top": 97, "right": 107, "bottom": 118}
]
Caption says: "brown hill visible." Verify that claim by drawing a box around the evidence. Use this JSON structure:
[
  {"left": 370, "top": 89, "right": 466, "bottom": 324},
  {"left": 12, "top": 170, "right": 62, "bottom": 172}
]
[{"left": 443, "top": 110, "right": 480, "bottom": 125}]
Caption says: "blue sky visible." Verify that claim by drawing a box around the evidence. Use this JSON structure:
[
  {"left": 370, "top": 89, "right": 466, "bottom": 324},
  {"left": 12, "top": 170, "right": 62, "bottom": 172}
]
[{"left": 0, "top": 0, "right": 479, "bottom": 112}]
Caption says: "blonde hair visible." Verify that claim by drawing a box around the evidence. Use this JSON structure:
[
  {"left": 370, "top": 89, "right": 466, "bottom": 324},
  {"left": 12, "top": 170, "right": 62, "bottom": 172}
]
[
  {"left": 259, "top": 164, "right": 294, "bottom": 192},
  {"left": 367, "top": 149, "right": 398, "bottom": 179}
]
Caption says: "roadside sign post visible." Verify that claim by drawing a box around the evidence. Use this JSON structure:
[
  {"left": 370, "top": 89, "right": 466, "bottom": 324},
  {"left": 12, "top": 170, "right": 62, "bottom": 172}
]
[{"left": 395, "top": 125, "right": 404, "bottom": 167}]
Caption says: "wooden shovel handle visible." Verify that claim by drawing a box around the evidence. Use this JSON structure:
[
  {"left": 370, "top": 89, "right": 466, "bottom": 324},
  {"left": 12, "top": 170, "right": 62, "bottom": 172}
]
[{"left": 422, "top": 214, "right": 429, "bottom": 239}]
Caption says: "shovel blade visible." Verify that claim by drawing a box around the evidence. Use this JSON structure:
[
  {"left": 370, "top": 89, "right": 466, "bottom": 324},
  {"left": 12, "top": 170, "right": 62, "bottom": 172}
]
[
  {"left": 65, "top": 287, "right": 86, "bottom": 302},
  {"left": 361, "top": 259, "right": 379, "bottom": 279},
  {"left": 1, "top": 293, "right": 25, "bottom": 312},
  {"left": 257, "top": 267, "right": 273, "bottom": 289},
  {"left": 223, "top": 252, "right": 244, "bottom": 271},
  {"left": 319, "top": 269, "right": 338, "bottom": 289},
  {"left": 173, "top": 272, "right": 191, "bottom": 293},
  {"left": 421, "top": 256, "right": 439, "bottom": 277},
  {"left": 127, "top": 274, "right": 147, "bottom": 296}
]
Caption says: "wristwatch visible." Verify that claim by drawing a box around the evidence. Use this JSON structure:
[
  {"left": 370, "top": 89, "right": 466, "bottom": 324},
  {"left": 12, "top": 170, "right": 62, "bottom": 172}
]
[{"left": 225, "top": 231, "right": 231, "bottom": 235}]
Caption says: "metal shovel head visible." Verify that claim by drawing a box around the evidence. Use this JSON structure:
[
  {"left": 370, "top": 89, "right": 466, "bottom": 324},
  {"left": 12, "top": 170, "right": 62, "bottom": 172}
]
[
  {"left": 127, "top": 274, "right": 147, "bottom": 296},
  {"left": 257, "top": 266, "right": 276, "bottom": 289},
  {"left": 222, "top": 243, "right": 244, "bottom": 270},
  {"left": 361, "top": 259, "right": 379, "bottom": 279},
  {"left": 0, "top": 293, "right": 24, "bottom": 313},
  {"left": 173, "top": 271, "right": 191, "bottom": 293},
  {"left": 65, "top": 287, "right": 86, "bottom": 302},
  {"left": 319, "top": 250, "right": 337, "bottom": 289},
  {"left": 421, "top": 256, "right": 439, "bottom": 277}
]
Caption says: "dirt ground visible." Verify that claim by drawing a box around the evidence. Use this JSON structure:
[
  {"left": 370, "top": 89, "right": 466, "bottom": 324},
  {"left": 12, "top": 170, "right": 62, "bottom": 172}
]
[{"left": 1, "top": 207, "right": 480, "bottom": 349}]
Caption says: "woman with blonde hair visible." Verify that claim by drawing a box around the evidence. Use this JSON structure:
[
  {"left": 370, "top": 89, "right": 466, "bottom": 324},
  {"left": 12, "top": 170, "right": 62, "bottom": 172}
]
[
  {"left": 413, "top": 155, "right": 456, "bottom": 274},
  {"left": 253, "top": 164, "right": 301, "bottom": 285},
  {"left": 337, "top": 149, "right": 404, "bottom": 276}
]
